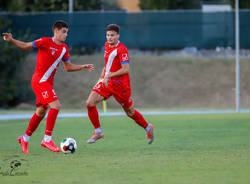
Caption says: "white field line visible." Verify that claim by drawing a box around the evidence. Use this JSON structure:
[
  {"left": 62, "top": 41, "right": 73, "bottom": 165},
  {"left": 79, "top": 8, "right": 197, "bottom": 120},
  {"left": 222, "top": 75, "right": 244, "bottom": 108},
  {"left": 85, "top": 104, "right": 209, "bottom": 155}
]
[{"left": 1, "top": 109, "right": 250, "bottom": 120}]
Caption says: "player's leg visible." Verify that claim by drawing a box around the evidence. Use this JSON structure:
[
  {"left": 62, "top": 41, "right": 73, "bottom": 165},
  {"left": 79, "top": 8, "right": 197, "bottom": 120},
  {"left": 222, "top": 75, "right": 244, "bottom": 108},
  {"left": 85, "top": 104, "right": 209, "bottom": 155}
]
[
  {"left": 45, "top": 99, "right": 61, "bottom": 138},
  {"left": 25, "top": 105, "right": 47, "bottom": 138},
  {"left": 112, "top": 82, "right": 154, "bottom": 144},
  {"left": 123, "top": 105, "right": 154, "bottom": 144},
  {"left": 41, "top": 99, "right": 61, "bottom": 152},
  {"left": 123, "top": 105, "right": 148, "bottom": 128},
  {"left": 18, "top": 105, "right": 47, "bottom": 154},
  {"left": 86, "top": 91, "right": 105, "bottom": 144}
]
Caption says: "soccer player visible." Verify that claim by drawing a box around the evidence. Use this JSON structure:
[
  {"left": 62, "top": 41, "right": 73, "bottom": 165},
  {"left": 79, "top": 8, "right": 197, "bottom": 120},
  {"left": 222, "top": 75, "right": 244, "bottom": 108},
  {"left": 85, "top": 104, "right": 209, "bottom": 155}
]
[
  {"left": 2, "top": 20, "right": 94, "bottom": 154},
  {"left": 86, "top": 24, "right": 154, "bottom": 144}
]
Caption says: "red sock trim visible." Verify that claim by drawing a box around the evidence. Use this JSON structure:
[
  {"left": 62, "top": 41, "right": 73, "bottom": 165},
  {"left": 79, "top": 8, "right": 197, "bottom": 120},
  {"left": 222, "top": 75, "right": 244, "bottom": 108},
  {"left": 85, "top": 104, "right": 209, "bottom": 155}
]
[
  {"left": 25, "top": 113, "right": 44, "bottom": 136},
  {"left": 45, "top": 108, "right": 59, "bottom": 136},
  {"left": 87, "top": 105, "right": 101, "bottom": 129},
  {"left": 130, "top": 110, "right": 148, "bottom": 129}
]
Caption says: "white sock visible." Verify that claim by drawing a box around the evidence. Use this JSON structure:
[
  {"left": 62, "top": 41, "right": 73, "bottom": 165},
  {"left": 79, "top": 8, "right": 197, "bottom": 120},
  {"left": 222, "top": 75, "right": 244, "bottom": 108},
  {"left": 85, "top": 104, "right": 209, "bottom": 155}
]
[
  {"left": 23, "top": 134, "right": 30, "bottom": 142},
  {"left": 44, "top": 135, "right": 52, "bottom": 142},
  {"left": 95, "top": 127, "right": 103, "bottom": 134},
  {"left": 145, "top": 124, "right": 151, "bottom": 133}
]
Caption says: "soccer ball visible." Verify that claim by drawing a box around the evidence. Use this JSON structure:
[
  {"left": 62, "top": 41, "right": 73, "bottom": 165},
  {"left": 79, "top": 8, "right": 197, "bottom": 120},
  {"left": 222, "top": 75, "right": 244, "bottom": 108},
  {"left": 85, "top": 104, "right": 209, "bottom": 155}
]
[{"left": 60, "top": 137, "right": 77, "bottom": 154}]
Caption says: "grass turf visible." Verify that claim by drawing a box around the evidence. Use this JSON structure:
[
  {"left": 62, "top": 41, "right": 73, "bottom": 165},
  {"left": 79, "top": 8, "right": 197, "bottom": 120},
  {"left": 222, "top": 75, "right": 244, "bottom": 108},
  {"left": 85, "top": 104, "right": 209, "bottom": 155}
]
[{"left": 0, "top": 113, "right": 250, "bottom": 184}]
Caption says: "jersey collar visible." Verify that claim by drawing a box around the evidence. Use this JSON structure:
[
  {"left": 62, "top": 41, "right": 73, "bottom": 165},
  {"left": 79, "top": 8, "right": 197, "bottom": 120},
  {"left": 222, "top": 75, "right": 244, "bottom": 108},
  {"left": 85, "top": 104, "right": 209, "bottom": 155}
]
[
  {"left": 116, "top": 40, "right": 120, "bottom": 47},
  {"left": 52, "top": 37, "right": 62, "bottom": 45}
]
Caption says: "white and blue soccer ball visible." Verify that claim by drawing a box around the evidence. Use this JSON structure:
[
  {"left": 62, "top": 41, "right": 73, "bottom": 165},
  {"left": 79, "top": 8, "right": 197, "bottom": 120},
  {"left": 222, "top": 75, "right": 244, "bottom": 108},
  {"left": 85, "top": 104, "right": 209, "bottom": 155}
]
[{"left": 60, "top": 137, "right": 77, "bottom": 154}]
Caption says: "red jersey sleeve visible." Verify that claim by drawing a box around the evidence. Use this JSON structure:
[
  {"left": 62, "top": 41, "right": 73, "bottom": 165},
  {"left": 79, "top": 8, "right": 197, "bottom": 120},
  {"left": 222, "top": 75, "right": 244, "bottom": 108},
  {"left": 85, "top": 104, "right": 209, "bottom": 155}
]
[
  {"left": 62, "top": 44, "right": 71, "bottom": 62},
  {"left": 118, "top": 46, "right": 130, "bottom": 64},
  {"left": 32, "top": 37, "right": 45, "bottom": 49}
]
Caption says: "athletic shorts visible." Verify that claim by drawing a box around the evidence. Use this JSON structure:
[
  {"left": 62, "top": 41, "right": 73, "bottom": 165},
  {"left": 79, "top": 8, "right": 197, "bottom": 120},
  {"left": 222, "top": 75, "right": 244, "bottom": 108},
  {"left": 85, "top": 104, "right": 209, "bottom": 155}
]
[
  {"left": 92, "top": 80, "right": 133, "bottom": 108},
  {"left": 31, "top": 80, "right": 58, "bottom": 109}
]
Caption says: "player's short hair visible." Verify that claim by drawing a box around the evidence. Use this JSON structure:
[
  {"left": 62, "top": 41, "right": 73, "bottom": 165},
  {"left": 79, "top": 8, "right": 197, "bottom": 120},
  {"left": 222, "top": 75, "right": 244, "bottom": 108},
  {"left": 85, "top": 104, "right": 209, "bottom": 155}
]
[
  {"left": 106, "top": 24, "right": 120, "bottom": 34},
  {"left": 52, "top": 20, "right": 68, "bottom": 32}
]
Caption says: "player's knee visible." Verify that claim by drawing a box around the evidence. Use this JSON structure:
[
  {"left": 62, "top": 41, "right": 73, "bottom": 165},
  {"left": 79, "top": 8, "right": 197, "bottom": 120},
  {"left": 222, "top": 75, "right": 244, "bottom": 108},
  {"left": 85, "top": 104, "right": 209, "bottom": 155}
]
[
  {"left": 50, "top": 101, "right": 61, "bottom": 110},
  {"left": 86, "top": 99, "right": 94, "bottom": 107},
  {"left": 126, "top": 111, "right": 134, "bottom": 117},
  {"left": 38, "top": 111, "right": 46, "bottom": 117},
  {"left": 36, "top": 108, "right": 46, "bottom": 117},
  {"left": 86, "top": 100, "right": 90, "bottom": 107},
  {"left": 125, "top": 108, "right": 135, "bottom": 117},
  {"left": 53, "top": 103, "right": 61, "bottom": 110}
]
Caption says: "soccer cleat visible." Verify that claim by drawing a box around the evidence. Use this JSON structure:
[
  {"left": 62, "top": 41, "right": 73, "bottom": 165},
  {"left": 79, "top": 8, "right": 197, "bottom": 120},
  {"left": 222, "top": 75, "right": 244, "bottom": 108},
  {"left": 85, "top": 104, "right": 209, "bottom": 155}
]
[
  {"left": 146, "top": 124, "right": 154, "bottom": 144},
  {"left": 18, "top": 136, "right": 29, "bottom": 154},
  {"left": 87, "top": 132, "right": 104, "bottom": 144},
  {"left": 41, "top": 139, "right": 61, "bottom": 152}
]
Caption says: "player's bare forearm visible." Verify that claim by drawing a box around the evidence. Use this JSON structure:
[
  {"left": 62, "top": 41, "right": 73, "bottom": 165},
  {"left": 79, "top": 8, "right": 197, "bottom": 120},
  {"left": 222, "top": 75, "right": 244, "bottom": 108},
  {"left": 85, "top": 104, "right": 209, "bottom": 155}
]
[
  {"left": 11, "top": 39, "right": 33, "bottom": 50},
  {"left": 2, "top": 33, "right": 33, "bottom": 50},
  {"left": 100, "top": 67, "right": 105, "bottom": 78},
  {"left": 63, "top": 62, "right": 94, "bottom": 72},
  {"left": 109, "top": 68, "right": 128, "bottom": 77},
  {"left": 107, "top": 63, "right": 129, "bottom": 78},
  {"left": 102, "top": 64, "right": 129, "bottom": 87}
]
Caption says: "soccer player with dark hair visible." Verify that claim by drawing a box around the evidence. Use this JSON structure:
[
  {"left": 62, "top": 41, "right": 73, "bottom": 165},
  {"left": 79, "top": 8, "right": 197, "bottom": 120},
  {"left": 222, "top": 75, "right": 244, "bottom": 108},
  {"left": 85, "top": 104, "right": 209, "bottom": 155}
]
[
  {"left": 2, "top": 20, "right": 94, "bottom": 154},
  {"left": 86, "top": 24, "right": 154, "bottom": 144}
]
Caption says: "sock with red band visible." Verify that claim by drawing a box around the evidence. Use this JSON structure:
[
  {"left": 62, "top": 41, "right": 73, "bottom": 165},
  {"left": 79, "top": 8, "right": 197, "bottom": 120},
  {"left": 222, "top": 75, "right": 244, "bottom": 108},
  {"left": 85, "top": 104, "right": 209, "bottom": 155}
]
[
  {"left": 130, "top": 110, "right": 148, "bottom": 129},
  {"left": 87, "top": 105, "right": 101, "bottom": 129},
  {"left": 25, "top": 113, "right": 45, "bottom": 136},
  {"left": 45, "top": 108, "right": 59, "bottom": 136}
]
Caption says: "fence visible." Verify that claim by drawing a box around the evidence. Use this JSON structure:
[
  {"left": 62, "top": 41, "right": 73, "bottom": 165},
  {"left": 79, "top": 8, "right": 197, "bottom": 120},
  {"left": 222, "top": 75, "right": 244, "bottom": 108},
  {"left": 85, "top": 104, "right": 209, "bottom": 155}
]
[{"left": 2, "top": 10, "right": 250, "bottom": 49}]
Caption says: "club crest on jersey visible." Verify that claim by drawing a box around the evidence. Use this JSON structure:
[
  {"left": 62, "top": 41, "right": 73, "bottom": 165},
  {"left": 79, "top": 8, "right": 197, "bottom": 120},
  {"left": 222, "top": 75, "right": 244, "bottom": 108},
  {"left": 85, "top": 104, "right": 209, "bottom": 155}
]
[
  {"left": 122, "top": 53, "right": 128, "bottom": 61},
  {"left": 50, "top": 47, "right": 58, "bottom": 55},
  {"left": 42, "top": 91, "right": 49, "bottom": 99}
]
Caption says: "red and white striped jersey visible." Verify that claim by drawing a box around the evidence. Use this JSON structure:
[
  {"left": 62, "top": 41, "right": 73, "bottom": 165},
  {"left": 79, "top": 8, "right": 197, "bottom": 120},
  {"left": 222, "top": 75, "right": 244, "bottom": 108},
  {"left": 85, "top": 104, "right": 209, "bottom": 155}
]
[
  {"left": 103, "top": 41, "right": 130, "bottom": 83},
  {"left": 32, "top": 37, "right": 70, "bottom": 84}
]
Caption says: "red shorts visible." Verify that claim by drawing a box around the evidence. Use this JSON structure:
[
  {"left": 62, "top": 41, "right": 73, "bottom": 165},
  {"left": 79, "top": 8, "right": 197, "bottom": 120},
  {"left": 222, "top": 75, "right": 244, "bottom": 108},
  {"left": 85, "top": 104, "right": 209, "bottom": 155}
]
[
  {"left": 31, "top": 80, "right": 58, "bottom": 109},
  {"left": 93, "top": 80, "right": 133, "bottom": 108}
]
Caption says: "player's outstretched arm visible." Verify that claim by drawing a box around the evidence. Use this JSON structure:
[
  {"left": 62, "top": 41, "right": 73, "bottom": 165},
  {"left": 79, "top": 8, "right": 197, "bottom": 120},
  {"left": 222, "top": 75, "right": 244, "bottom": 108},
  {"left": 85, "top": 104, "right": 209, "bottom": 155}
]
[
  {"left": 2, "top": 33, "right": 33, "bottom": 50},
  {"left": 63, "top": 60, "right": 94, "bottom": 72}
]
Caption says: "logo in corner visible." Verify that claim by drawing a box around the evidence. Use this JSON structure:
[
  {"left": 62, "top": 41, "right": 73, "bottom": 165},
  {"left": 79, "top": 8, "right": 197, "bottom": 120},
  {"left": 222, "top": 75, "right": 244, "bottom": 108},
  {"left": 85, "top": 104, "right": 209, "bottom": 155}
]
[{"left": 0, "top": 159, "right": 28, "bottom": 176}]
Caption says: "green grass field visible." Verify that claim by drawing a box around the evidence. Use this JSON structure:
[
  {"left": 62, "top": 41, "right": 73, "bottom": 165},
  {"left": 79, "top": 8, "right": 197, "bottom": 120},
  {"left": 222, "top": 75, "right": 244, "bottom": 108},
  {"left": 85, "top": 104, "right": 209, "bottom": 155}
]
[{"left": 1, "top": 113, "right": 250, "bottom": 184}]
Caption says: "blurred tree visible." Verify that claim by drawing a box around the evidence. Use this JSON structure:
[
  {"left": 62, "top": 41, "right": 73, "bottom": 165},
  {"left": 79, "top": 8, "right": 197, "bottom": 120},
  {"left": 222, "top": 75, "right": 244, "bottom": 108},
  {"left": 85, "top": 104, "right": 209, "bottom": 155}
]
[
  {"left": 0, "top": 15, "right": 33, "bottom": 107},
  {"left": 139, "top": 0, "right": 250, "bottom": 10},
  {"left": 0, "top": 0, "right": 120, "bottom": 12},
  {"left": 102, "top": 0, "right": 121, "bottom": 10},
  {"left": 139, "top": 0, "right": 201, "bottom": 10},
  {"left": 229, "top": 0, "right": 250, "bottom": 8},
  {"left": 204, "top": 0, "right": 250, "bottom": 9}
]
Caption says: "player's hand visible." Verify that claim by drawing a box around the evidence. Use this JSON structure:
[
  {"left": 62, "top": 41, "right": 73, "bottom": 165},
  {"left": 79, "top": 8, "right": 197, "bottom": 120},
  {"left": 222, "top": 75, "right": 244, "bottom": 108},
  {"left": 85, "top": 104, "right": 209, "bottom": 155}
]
[
  {"left": 2, "top": 33, "right": 13, "bottom": 42},
  {"left": 102, "top": 73, "right": 112, "bottom": 88},
  {"left": 82, "top": 64, "right": 94, "bottom": 72},
  {"left": 102, "top": 77, "right": 108, "bottom": 88}
]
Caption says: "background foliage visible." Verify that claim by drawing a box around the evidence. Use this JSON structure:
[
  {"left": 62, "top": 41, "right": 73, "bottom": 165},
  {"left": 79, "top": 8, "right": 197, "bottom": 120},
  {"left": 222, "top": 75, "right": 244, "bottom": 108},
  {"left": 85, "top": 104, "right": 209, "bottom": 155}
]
[
  {"left": 0, "top": 16, "right": 33, "bottom": 107},
  {"left": 139, "top": 0, "right": 250, "bottom": 10},
  {"left": 0, "top": 0, "right": 120, "bottom": 12},
  {"left": 1, "top": 0, "right": 250, "bottom": 12}
]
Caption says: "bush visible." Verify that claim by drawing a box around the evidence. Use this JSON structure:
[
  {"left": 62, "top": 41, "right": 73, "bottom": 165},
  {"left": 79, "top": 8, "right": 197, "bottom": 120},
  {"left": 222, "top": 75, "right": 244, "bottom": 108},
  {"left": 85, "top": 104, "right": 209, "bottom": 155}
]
[{"left": 0, "top": 15, "right": 33, "bottom": 108}]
